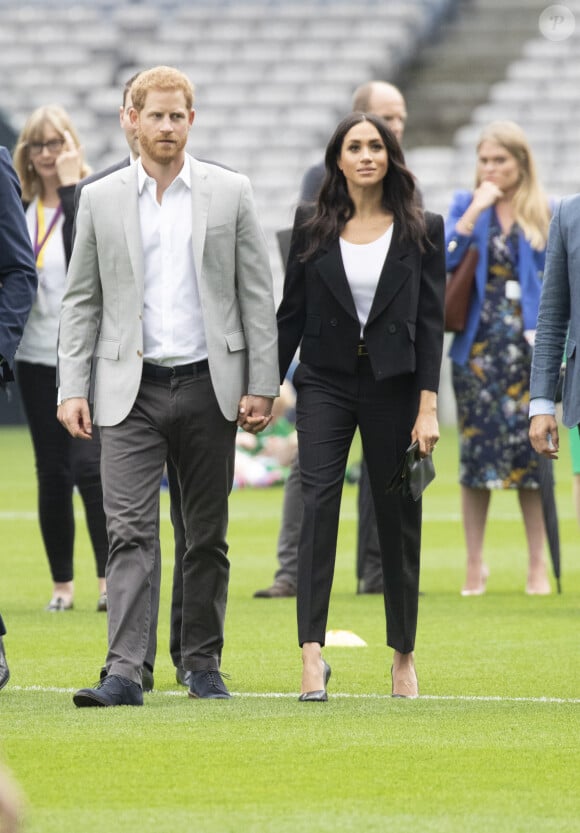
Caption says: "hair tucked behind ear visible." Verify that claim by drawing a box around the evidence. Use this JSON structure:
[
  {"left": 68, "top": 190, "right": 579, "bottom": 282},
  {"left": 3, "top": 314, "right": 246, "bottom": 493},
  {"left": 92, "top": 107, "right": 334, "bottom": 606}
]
[{"left": 298, "top": 112, "right": 425, "bottom": 262}]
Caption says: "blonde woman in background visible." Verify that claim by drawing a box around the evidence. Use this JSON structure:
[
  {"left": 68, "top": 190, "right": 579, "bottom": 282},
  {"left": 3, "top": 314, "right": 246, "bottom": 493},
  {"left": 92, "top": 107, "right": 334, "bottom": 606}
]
[
  {"left": 445, "top": 121, "right": 552, "bottom": 596},
  {"left": 13, "top": 106, "right": 109, "bottom": 613}
]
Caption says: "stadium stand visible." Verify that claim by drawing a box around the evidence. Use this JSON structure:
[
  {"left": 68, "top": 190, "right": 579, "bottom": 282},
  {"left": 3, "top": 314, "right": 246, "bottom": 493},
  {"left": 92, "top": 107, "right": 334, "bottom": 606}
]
[
  {"left": 2, "top": 0, "right": 579, "bottom": 426},
  {"left": 0, "top": 0, "right": 454, "bottom": 297}
]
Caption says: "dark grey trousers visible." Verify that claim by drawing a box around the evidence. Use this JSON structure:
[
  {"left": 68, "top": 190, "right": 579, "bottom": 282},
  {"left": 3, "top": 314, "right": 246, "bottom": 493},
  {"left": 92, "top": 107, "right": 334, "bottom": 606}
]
[{"left": 100, "top": 370, "right": 236, "bottom": 684}]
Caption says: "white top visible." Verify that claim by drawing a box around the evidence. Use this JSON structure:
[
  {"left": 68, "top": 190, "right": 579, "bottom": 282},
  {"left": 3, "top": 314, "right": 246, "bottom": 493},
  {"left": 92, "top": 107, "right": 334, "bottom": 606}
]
[
  {"left": 16, "top": 198, "right": 65, "bottom": 367},
  {"left": 339, "top": 225, "right": 393, "bottom": 336},
  {"left": 137, "top": 156, "right": 207, "bottom": 366}
]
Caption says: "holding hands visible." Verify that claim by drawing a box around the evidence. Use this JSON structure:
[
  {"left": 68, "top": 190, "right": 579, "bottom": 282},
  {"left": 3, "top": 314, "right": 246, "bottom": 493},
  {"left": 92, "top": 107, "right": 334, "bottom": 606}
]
[{"left": 237, "top": 395, "right": 274, "bottom": 434}]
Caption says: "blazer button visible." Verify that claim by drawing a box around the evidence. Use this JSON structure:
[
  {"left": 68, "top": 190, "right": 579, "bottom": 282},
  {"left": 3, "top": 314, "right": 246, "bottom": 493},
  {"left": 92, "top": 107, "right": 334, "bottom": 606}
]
[
  {"left": 447, "top": 240, "right": 458, "bottom": 253},
  {"left": 388, "top": 323, "right": 397, "bottom": 334},
  {"left": 137, "top": 350, "right": 143, "bottom": 357},
  {"left": 330, "top": 318, "right": 338, "bottom": 327}
]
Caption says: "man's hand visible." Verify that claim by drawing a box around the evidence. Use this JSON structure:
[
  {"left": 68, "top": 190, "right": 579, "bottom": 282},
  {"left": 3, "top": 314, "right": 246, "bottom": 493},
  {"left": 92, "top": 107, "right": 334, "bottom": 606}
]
[
  {"left": 57, "top": 397, "right": 93, "bottom": 440},
  {"left": 237, "top": 395, "right": 274, "bottom": 435},
  {"left": 529, "top": 414, "right": 559, "bottom": 459}
]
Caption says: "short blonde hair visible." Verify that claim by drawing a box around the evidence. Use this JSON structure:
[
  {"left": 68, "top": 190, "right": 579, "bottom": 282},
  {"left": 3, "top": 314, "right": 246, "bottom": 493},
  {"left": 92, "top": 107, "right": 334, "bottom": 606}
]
[
  {"left": 13, "top": 105, "right": 90, "bottom": 202},
  {"left": 130, "top": 66, "right": 194, "bottom": 112},
  {"left": 475, "top": 120, "right": 550, "bottom": 250}
]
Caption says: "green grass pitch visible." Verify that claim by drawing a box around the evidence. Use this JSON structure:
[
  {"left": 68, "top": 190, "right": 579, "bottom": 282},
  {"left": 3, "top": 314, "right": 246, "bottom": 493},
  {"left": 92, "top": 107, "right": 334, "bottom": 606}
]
[{"left": 0, "top": 424, "right": 578, "bottom": 833}]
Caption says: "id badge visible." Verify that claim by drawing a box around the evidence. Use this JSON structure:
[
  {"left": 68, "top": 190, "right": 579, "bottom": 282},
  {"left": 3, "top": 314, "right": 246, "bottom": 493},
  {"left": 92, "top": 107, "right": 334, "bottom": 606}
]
[{"left": 505, "top": 280, "right": 521, "bottom": 301}]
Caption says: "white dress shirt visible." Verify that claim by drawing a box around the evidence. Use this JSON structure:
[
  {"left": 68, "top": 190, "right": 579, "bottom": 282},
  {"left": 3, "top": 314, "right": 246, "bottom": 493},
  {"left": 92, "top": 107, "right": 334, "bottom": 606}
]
[{"left": 137, "top": 158, "right": 207, "bottom": 366}]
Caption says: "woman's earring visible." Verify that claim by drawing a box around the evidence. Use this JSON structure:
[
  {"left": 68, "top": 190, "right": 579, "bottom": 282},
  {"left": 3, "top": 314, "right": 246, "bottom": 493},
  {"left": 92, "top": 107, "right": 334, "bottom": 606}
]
[{"left": 27, "top": 163, "right": 33, "bottom": 171}]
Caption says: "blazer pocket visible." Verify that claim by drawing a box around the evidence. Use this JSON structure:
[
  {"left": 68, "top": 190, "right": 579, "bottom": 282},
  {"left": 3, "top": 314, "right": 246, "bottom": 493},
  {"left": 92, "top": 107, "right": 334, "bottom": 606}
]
[
  {"left": 406, "top": 321, "right": 416, "bottom": 342},
  {"left": 225, "top": 330, "right": 247, "bottom": 353},
  {"left": 94, "top": 338, "right": 120, "bottom": 360}
]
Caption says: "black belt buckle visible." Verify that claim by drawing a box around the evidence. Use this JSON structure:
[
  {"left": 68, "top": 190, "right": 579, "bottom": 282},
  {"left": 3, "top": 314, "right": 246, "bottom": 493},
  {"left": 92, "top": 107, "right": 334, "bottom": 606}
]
[{"left": 357, "top": 343, "right": 368, "bottom": 357}]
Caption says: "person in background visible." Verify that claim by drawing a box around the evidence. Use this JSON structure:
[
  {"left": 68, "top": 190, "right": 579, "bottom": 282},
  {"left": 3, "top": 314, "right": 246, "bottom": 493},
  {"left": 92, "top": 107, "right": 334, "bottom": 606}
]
[
  {"left": 277, "top": 113, "right": 445, "bottom": 700},
  {"left": 445, "top": 121, "right": 552, "bottom": 596},
  {"left": 0, "top": 615, "right": 9, "bottom": 692},
  {"left": 569, "top": 429, "right": 580, "bottom": 527},
  {"left": 529, "top": 192, "right": 580, "bottom": 486},
  {"left": 58, "top": 66, "right": 279, "bottom": 707},
  {"left": 255, "top": 80, "right": 409, "bottom": 600},
  {"left": 0, "top": 762, "right": 24, "bottom": 832},
  {"left": 0, "top": 144, "right": 37, "bottom": 690},
  {"left": 12, "top": 106, "right": 109, "bottom": 614}
]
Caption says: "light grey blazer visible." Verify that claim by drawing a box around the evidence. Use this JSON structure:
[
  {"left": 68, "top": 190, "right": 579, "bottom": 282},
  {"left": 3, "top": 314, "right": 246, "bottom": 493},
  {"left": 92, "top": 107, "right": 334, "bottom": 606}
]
[
  {"left": 530, "top": 193, "right": 580, "bottom": 428},
  {"left": 58, "top": 155, "right": 279, "bottom": 425}
]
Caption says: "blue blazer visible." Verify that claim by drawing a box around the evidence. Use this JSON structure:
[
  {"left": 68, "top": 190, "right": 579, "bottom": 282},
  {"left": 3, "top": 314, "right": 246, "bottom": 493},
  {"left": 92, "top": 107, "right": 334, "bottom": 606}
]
[
  {"left": 445, "top": 190, "right": 546, "bottom": 366},
  {"left": 0, "top": 146, "right": 37, "bottom": 378}
]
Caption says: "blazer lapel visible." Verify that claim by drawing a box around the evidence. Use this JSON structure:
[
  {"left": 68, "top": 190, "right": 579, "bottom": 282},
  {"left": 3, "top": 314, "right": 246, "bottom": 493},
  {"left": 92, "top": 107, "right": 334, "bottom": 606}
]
[
  {"left": 189, "top": 157, "right": 211, "bottom": 280},
  {"left": 119, "top": 165, "right": 145, "bottom": 305},
  {"left": 366, "top": 223, "right": 412, "bottom": 326},
  {"left": 315, "top": 241, "right": 358, "bottom": 320}
]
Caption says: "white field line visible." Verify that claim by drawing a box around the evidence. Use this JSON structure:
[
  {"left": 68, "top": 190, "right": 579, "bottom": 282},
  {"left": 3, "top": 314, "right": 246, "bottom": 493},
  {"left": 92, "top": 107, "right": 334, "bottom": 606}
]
[{"left": 8, "top": 685, "right": 580, "bottom": 704}]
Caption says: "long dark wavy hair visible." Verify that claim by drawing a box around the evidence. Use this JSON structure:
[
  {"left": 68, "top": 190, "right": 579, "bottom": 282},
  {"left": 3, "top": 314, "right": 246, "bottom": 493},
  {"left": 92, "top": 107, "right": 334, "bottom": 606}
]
[{"left": 298, "top": 112, "right": 425, "bottom": 262}]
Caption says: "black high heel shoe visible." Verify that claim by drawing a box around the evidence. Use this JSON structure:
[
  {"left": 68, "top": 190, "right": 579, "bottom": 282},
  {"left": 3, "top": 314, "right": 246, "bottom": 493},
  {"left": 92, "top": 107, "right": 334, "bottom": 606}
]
[{"left": 298, "top": 660, "right": 332, "bottom": 702}]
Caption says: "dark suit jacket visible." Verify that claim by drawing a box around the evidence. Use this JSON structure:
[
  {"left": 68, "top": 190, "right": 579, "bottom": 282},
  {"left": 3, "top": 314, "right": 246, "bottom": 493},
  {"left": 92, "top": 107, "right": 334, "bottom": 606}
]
[
  {"left": 277, "top": 207, "right": 446, "bottom": 391},
  {"left": 0, "top": 146, "right": 37, "bottom": 378}
]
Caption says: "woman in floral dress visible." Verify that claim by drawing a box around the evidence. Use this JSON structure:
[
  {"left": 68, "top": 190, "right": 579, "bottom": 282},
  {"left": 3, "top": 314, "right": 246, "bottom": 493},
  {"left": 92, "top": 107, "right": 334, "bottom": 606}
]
[{"left": 445, "top": 121, "right": 552, "bottom": 595}]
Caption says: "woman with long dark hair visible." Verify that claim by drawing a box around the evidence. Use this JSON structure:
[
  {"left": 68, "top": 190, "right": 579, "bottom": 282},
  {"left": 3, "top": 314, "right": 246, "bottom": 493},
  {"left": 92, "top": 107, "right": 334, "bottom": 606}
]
[{"left": 277, "top": 112, "right": 446, "bottom": 699}]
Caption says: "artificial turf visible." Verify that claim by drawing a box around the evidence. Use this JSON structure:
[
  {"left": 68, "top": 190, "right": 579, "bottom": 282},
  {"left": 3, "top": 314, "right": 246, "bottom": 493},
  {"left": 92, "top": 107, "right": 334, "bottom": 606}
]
[{"left": 0, "top": 425, "right": 578, "bottom": 833}]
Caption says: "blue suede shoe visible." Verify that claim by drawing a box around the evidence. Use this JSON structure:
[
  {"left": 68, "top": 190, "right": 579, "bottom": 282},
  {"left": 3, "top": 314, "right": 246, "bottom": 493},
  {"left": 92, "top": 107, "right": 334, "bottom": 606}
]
[
  {"left": 73, "top": 674, "right": 143, "bottom": 707},
  {"left": 188, "top": 669, "right": 231, "bottom": 699}
]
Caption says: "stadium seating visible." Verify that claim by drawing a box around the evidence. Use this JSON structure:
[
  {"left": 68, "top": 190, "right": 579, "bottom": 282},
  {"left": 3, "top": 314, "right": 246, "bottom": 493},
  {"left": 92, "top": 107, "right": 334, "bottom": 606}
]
[{"left": 0, "top": 0, "right": 454, "bottom": 288}]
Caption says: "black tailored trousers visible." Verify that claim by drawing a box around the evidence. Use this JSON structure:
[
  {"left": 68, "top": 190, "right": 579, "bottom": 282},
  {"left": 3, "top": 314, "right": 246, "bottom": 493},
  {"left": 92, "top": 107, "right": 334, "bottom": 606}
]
[
  {"left": 16, "top": 361, "right": 108, "bottom": 582},
  {"left": 294, "top": 357, "right": 422, "bottom": 654}
]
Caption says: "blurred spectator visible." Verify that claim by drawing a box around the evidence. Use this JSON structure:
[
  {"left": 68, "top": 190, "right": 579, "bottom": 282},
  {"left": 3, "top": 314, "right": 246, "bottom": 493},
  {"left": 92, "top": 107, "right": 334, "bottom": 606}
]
[
  {"left": 13, "top": 106, "right": 109, "bottom": 613},
  {"left": 0, "top": 763, "right": 24, "bottom": 832},
  {"left": 0, "top": 144, "right": 37, "bottom": 690},
  {"left": 0, "top": 614, "right": 10, "bottom": 692},
  {"left": 445, "top": 121, "right": 552, "bottom": 596},
  {"left": 234, "top": 379, "right": 297, "bottom": 488}
]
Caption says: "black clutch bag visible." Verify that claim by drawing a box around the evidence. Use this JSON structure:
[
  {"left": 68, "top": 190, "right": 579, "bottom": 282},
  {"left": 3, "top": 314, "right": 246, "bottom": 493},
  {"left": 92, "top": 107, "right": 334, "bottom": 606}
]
[{"left": 385, "top": 441, "right": 436, "bottom": 502}]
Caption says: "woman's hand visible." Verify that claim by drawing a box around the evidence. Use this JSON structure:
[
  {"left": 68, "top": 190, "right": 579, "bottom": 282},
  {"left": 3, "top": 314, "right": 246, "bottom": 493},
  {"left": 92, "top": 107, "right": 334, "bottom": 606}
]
[
  {"left": 471, "top": 180, "right": 504, "bottom": 211},
  {"left": 411, "top": 391, "right": 439, "bottom": 457},
  {"left": 55, "top": 130, "right": 83, "bottom": 186},
  {"left": 455, "top": 181, "right": 504, "bottom": 235}
]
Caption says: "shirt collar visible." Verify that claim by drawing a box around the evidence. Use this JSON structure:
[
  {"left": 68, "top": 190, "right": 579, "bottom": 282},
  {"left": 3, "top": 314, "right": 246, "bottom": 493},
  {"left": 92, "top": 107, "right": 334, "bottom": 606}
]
[{"left": 137, "top": 156, "right": 191, "bottom": 195}]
